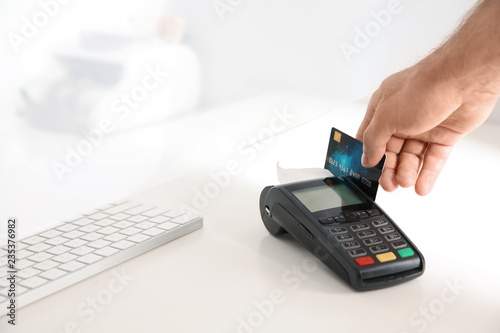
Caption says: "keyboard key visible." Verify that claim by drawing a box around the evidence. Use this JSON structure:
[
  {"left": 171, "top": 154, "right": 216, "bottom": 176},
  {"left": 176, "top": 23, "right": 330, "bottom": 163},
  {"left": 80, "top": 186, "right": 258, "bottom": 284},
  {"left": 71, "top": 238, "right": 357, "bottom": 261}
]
[
  {"left": 94, "top": 247, "right": 120, "bottom": 257},
  {"left": 27, "top": 243, "right": 51, "bottom": 252},
  {"left": 72, "top": 218, "right": 95, "bottom": 227},
  {"left": 163, "top": 209, "right": 185, "bottom": 218},
  {"left": 127, "top": 234, "right": 150, "bottom": 244},
  {"left": 79, "top": 225, "right": 101, "bottom": 233},
  {"left": 113, "top": 221, "right": 134, "bottom": 229},
  {"left": 171, "top": 213, "right": 199, "bottom": 224},
  {"left": 33, "top": 260, "right": 60, "bottom": 271},
  {"left": 141, "top": 207, "right": 170, "bottom": 217},
  {"left": 378, "top": 226, "right": 395, "bottom": 234},
  {"left": 111, "top": 240, "right": 135, "bottom": 250},
  {"left": 125, "top": 204, "right": 154, "bottom": 215},
  {"left": 62, "top": 230, "right": 85, "bottom": 240},
  {"left": 149, "top": 215, "right": 170, "bottom": 224},
  {"left": 46, "top": 245, "right": 71, "bottom": 255},
  {"left": 356, "top": 211, "right": 369, "bottom": 219},
  {"left": 56, "top": 224, "right": 78, "bottom": 232},
  {"left": 87, "top": 212, "right": 110, "bottom": 221},
  {"left": 135, "top": 222, "right": 157, "bottom": 230},
  {"left": 17, "top": 267, "right": 41, "bottom": 279},
  {"left": 372, "top": 220, "right": 388, "bottom": 227},
  {"left": 366, "top": 209, "right": 380, "bottom": 217},
  {"left": 59, "top": 261, "right": 85, "bottom": 272},
  {"left": 335, "top": 234, "right": 354, "bottom": 242},
  {"left": 319, "top": 216, "right": 335, "bottom": 225},
  {"left": 23, "top": 236, "right": 45, "bottom": 245},
  {"left": 40, "top": 229, "right": 63, "bottom": 238},
  {"left": 17, "top": 249, "right": 33, "bottom": 260},
  {"left": 119, "top": 227, "right": 141, "bottom": 236},
  {"left": 356, "top": 230, "right": 376, "bottom": 239},
  {"left": 348, "top": 249, "right": 367, "bottom": 258},
  {"left": 64, "top": 239, "right": 88, "bottom": 249},
  {"left": 28, "top": 252, "right": 53, "bottom": 263},
  {"left": 127, "top": 215, "right": 149, "bottom": 223},
  {"left": 15, "top": 286, "right": 28, "bottom": 296},
  {"left": 23, "top": 242, "right": 32, "bottom": 252},
  {"left": 157, "top": 222, "right": 179, "bottom": 231},
  {"left": 40, "top": 268, "right": 67, "bottom": 281},
  {"left": 81, "top": 232, "right": 103, "bottom": 242},
  {"left": 343, "top": 212, "right": 359, "bottom": 222},
  {"left": 350, "top": 223, "right": 370, "bottom": 232},
  {"left": 104, "top": 233, "right": 127, "bottom": 242},
  {"left": 16, "top": 259, "right": 35, "bottom": 270},
  {"left": 377, "top": 252, "right": 397, "bottom": 263},
  {"left": 329, "top": 227, "right": 348, "bottom": 235},
  {"left": 10, "top": 241, "right": 28, "bottom": 251},
  {"left": 53, "top": 253, "right": 78, "bottom": 264},
  {"left": 355, "top": 256, "right": 375, "bottom": 266},
  {"left": 45, "top": 236, "right": 69, "bottom": 246},
  {"left": 392, "top": 240, "right": 408, "bottom": 249},
  {"left": 398, "top": 248, "right": 415, "bottom": 258},
  {"left": 142, "top": 228, "right": 165, "bottom": 237},
  {"left": 77, "top": 254, "right": 102, "bottom": 265},
  {"left": 109, "top": 213, "right": 131, "bottom": 221},
  {"left": 334, "top": 216, "right": 347, "bottom": 223},
  {"left": 97, "top": 226, "right": 120, "bottom": 235},
  {"left": 94, "top": 218, "right": 117, "bottom": 227},
  {"left": 87, "top": 240, "right": 111, "bottom": 249},
  {"left": 385, "top": 233, "right": 401, "bottom": 241},
  {"left": 370, "top": 244, "right": 389, "bottom": 254},
  {"left": 70, "top": 246, "right": 94, "bottom": 256},
  {"left": 341, "top": 241, "right": 360, "bottom": 250},
  {"left": 20, "top": 276, "right": 47, "bottom": 289},
  {"left": 363, "top": 237, "right": 383, "bottom": 246}
]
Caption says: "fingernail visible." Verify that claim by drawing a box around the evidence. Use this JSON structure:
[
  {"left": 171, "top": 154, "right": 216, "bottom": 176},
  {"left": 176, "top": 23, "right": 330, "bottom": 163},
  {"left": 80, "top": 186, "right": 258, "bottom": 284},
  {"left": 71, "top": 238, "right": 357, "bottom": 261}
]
[{"left": 361, "top": 153, "right": 368, "bottom": 167}]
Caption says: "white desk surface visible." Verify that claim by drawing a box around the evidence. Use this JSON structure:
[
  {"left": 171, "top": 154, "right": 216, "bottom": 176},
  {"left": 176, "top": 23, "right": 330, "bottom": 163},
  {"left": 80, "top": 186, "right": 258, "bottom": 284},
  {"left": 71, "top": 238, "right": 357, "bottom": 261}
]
[{"left": 1, "top": 93, "right": 500, "bottom": 333}]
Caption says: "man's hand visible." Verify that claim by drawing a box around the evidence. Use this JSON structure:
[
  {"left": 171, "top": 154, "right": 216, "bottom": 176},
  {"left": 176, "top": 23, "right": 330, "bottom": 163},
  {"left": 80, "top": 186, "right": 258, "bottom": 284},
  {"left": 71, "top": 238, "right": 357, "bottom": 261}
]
[{"left": 356, "top": 0, "right": 500, "bottom": 196}]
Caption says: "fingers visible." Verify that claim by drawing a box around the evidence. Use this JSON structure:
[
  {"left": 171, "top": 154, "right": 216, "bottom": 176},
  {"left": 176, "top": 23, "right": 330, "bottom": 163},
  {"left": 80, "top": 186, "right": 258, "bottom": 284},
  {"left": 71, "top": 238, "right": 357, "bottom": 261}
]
[
  {"left": 362, "top": 119, "right": 394, "bottom": 168},
  {"left": 378, "top": 138, "right": 451, "bottom": 195},
  {"left": 396, "top": 139, "right": 427, "bottom": 188},
  {"left": 357, "top": 92, "right": 395, "bottom": 168},
  {"left": 415, "top": 143, "right": 453, "bottom": 196},
  {"left": 379, "top": 151, "right": 399, "bottom": 192},
  {"left": 356, "top": 93, "right": 377, "bottom": 142}
]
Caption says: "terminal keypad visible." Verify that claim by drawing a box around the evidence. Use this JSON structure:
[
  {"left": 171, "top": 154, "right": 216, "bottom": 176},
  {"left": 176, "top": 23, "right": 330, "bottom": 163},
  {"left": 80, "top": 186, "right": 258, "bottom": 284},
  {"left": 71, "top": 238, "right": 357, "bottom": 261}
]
[{"left": 325, "top": 209, "right": 415, "bottom": 266}]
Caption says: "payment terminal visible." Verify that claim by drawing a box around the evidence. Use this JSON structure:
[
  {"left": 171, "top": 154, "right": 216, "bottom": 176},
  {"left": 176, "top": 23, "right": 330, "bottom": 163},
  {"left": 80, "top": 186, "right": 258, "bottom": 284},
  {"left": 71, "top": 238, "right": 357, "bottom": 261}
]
[{"left": 259, "top": 175, "right": 425, "bottom": 291}]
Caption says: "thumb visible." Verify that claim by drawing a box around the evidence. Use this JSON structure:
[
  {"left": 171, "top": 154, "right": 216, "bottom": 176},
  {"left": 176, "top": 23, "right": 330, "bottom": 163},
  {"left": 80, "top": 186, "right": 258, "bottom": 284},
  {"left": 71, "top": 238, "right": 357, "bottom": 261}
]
[{"left": 361, "top": 114, "right": 393, "bottom": 168}]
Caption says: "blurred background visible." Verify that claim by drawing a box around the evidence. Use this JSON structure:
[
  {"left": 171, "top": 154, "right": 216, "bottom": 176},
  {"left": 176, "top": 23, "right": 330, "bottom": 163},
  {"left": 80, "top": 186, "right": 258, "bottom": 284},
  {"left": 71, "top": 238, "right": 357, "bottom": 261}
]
[{"left": 0, "top": 0, "right": 494, "bottom": 237}]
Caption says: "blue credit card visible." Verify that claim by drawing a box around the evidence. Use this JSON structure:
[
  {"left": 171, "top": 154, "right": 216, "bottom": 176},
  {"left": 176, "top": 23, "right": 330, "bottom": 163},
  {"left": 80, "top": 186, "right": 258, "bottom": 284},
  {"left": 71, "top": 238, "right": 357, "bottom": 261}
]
[{"left": 324, "top": 128, "right": 385, "bottom": 201}]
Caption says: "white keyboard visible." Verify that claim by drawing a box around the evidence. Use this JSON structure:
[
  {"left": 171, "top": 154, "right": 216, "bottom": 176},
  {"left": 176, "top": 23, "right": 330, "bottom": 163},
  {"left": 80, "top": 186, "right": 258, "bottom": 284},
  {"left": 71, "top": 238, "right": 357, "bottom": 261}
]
[{"left": 0, "top": 200, "right": 202, "bottom": 317}]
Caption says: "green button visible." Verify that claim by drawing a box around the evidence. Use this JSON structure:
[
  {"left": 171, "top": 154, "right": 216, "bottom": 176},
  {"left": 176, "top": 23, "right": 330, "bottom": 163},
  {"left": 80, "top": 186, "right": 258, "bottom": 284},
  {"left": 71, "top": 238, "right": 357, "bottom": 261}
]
[{"left": 398, "top": 248, "right": 414, "bottom": 258}]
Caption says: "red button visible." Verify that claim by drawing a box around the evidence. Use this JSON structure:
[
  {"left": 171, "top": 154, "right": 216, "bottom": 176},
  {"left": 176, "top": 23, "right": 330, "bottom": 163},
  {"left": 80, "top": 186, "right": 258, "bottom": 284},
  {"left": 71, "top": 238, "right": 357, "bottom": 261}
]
[{"left": 355, "top": 256, "right": 375, "bottom": 266}]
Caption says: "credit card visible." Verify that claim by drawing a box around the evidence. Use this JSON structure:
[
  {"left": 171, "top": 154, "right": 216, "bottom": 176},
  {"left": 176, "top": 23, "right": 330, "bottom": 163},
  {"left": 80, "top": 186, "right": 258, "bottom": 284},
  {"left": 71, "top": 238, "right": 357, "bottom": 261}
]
[{"left": 324, "top": 128, "right": 385, "bottom": 201}]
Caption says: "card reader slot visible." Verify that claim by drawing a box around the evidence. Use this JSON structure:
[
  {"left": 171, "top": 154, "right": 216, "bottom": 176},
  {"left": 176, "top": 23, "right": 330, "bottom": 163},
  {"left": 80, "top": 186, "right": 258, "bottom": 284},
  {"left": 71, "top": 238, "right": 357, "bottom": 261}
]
[
  {"left": 359, "top": 255, "right": 421, "bottom": 280},
  {"left": 361, "top": 267, "right": 424, "bottom": 289}
]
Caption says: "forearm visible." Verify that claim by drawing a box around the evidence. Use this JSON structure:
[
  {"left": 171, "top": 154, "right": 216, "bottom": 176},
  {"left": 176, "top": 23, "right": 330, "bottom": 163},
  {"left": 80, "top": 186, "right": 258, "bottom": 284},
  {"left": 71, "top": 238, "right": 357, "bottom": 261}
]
[{"left": 421, "top": 0, "right": 500, "bottom": 96}]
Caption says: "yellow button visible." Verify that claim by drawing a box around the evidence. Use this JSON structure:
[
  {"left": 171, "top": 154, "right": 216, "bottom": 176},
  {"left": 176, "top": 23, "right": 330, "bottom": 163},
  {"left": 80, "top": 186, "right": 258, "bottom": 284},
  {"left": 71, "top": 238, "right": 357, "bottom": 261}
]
[{"left": 376, "top": 252, "right": 396, "bottom": 263}]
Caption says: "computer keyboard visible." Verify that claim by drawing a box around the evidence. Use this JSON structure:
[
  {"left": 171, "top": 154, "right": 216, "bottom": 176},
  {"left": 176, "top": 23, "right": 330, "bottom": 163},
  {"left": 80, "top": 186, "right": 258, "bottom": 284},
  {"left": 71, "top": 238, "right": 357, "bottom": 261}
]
[{"left": 0, "top": 200, "right": 202, "bottom": 316}]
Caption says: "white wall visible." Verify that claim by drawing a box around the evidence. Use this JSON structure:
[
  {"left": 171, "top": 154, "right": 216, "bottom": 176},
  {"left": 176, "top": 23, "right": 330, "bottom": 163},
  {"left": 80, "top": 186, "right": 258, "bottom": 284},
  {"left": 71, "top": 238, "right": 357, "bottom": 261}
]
[
  {"left": 170, "top": 0, "right": 478, "bottom": 106},
  {"left": 3, "top": 0, "right": 498, "bottom": 124}
]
